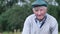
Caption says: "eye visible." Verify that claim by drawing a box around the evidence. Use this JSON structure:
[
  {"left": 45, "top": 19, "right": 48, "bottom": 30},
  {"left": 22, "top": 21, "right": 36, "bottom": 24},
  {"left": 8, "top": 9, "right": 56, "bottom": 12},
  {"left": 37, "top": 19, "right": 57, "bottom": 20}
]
[{"left": 40, "top": 9, "right": 43, "bottom": 11}]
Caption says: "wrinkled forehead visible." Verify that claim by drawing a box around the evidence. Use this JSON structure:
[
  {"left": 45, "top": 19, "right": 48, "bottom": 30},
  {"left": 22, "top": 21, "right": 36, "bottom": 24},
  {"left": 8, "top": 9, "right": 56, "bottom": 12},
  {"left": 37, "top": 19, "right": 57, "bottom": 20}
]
[{"left": 32, "top": 6, "right": 47, "bottom": 10}]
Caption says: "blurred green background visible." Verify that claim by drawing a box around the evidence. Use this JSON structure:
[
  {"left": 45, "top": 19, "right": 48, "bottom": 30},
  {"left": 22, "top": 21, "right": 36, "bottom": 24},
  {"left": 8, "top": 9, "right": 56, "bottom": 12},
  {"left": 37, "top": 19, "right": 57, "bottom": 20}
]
[{"left": 0, "top": 0, "right": 60, "bottom": 34}]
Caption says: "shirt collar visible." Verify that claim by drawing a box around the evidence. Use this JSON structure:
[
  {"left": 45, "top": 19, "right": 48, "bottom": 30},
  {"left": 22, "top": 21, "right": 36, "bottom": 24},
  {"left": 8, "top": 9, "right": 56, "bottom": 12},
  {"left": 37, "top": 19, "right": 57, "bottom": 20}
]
[{"left": 35, "top": 14, "right": 47, "bottom": 23}]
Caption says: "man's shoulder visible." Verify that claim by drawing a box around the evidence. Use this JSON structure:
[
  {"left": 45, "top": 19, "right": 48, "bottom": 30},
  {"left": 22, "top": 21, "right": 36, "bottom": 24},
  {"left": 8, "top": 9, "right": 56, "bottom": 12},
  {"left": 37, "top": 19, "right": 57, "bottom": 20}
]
[
  {"left": 46, "top": 13, "right": 56, "bottom": 20},
  {"left": 46, "top": 13, "right": 58, "bottom": 24}
]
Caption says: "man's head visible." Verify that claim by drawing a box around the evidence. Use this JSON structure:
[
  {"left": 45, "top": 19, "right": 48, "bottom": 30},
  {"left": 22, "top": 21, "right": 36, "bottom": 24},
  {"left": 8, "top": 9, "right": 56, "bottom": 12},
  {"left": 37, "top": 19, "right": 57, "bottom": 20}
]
[{"left": 32, "top": 0, "right": 48, "bottom": 20}]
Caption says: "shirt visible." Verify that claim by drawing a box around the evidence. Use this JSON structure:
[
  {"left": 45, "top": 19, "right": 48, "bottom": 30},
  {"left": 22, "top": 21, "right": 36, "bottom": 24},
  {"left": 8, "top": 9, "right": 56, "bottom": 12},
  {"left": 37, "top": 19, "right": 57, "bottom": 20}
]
[
  {"left": 22, "top": 13, "right": 58, "bottom": 34},
  {"left": 35, "top": 15, "right": 47, "bottom": 28}
]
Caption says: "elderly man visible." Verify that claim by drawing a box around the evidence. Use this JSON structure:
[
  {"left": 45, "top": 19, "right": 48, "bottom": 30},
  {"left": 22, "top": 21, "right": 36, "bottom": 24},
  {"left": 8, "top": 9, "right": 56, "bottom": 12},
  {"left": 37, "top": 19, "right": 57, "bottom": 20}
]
[{"left": 22, "top": 0, "right": 58, "bottom": 34}]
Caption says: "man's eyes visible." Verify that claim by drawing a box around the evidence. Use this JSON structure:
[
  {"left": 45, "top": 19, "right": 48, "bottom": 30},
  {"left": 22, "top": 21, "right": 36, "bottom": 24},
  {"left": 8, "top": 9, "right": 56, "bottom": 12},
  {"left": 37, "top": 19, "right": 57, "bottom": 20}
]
[
  {"left": 34, "top": 9, "right": 43, "bottom": 11},
  {"left": 40, "top": 9, "right": 43, "bottom": 11}
]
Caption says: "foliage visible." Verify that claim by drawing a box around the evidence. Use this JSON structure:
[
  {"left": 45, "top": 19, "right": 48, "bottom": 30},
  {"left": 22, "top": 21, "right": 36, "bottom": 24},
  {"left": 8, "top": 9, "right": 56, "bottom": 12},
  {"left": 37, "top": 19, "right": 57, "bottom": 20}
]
[{"left": 0, "top": 0, "right": 60, "bottom": 32}]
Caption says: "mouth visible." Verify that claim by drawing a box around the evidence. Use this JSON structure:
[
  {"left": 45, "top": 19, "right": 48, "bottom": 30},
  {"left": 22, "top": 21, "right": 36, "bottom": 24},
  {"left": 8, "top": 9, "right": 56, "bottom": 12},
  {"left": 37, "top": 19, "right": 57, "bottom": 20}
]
[
  {"left": 37, "top": 15, "right": 43, "bottom": 17},
  {"left": 36, "top": 14, "right": 44, "bottom": 18}
]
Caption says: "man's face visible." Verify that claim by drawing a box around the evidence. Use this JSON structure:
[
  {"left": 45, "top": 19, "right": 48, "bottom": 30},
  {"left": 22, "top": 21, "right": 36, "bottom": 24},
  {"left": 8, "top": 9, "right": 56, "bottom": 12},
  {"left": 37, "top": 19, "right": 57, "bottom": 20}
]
[{"left": 32, "top": 6, "right": 47, "bottom": 20}]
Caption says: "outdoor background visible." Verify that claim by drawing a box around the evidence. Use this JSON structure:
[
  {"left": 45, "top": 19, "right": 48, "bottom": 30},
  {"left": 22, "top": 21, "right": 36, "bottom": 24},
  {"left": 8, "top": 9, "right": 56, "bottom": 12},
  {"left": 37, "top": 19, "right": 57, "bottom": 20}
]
[{"left": 0, "top": 0, "right": 60, "bottom": 34}]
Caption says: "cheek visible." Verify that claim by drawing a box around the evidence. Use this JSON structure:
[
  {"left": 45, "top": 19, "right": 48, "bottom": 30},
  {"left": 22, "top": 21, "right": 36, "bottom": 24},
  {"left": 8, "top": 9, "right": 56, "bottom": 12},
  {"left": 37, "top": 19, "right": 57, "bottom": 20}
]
[
  {"left": 41, "top": 11, "right": 46, "bottom": 14},
  {"left": 33, "top": 11, "right": 38, "bottom": 15},
  {"left": 41, "top": 8, "right": 47, "bottom": 14},
  {"left": 41, "top": 10, "right": 47, "bottom": 14}
]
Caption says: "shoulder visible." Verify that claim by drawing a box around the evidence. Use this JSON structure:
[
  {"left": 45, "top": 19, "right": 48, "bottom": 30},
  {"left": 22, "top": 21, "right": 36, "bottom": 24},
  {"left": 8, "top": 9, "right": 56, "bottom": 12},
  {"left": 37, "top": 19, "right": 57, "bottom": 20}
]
[
  {"left": 46, "top": 13, "right": 57, "bottom": 21},
  {"left": 46, "top": 13, "right": 58, "bottom": 26},
  {"left": 24, "top": 14, "right": 35, "bottom": 25}
]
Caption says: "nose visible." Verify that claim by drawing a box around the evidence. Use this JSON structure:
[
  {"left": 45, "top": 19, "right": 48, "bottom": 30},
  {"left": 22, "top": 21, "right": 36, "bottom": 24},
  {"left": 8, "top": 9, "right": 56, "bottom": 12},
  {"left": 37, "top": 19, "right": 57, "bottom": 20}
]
[{"left": 38, "top": 11, "right": 41, "bottom": 15}]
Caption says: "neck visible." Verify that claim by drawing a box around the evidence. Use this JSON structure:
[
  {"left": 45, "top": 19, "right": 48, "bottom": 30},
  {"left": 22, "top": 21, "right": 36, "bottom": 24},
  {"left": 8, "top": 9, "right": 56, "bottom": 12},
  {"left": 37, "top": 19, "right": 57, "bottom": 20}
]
[{"left": 38, "top": 18, "right": 44, "bottom": 22}]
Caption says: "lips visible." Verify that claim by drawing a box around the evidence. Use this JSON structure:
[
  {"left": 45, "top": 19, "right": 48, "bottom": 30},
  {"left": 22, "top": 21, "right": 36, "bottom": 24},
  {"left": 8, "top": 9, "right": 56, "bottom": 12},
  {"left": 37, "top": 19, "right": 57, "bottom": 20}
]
[
  {"left": 36, "top": 15, "right": 43, "bottom": 18},
  {"left": 37, "top": 14, "right": 43, "bottom": 17}
]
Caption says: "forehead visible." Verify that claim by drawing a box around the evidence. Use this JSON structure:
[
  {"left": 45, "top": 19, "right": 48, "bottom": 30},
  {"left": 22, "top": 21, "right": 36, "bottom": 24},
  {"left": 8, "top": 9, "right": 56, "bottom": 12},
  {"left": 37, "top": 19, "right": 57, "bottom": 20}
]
[{"left": 33, "top": 6, "right": 47, "bottom": 9}]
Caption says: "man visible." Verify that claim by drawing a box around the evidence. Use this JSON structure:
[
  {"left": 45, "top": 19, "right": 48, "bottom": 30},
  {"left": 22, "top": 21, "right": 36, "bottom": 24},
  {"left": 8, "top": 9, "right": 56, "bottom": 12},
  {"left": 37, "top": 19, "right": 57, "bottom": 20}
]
[{"left": 22, "top": 0, "right": 58, "bottom": 34}]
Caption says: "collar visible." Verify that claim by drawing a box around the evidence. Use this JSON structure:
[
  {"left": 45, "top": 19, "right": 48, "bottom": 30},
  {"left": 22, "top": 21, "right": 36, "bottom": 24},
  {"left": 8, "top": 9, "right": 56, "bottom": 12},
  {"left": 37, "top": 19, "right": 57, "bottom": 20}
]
[
  {"left": 35, "top": 15, "right": 47, "bottom": 23},
  {"left": 35, "top": 15, "right": 47, "bottom": 28}
]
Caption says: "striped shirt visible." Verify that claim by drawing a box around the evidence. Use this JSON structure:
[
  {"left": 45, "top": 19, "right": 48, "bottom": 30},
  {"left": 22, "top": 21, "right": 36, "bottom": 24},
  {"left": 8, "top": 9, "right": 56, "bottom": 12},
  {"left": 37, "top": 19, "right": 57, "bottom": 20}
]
[{"left": 22, "top": 13, "right": 58, "bottom": 34}]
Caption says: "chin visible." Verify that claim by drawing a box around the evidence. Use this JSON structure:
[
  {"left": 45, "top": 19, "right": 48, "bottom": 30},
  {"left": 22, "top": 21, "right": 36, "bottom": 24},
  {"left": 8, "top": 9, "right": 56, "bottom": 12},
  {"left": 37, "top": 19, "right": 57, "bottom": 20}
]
[
  {"left": 37, "top": 18, "right": 43, "bottom": 20},
  {"left": 37, "top": 16, "right": 44, "bottom": 20}
]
